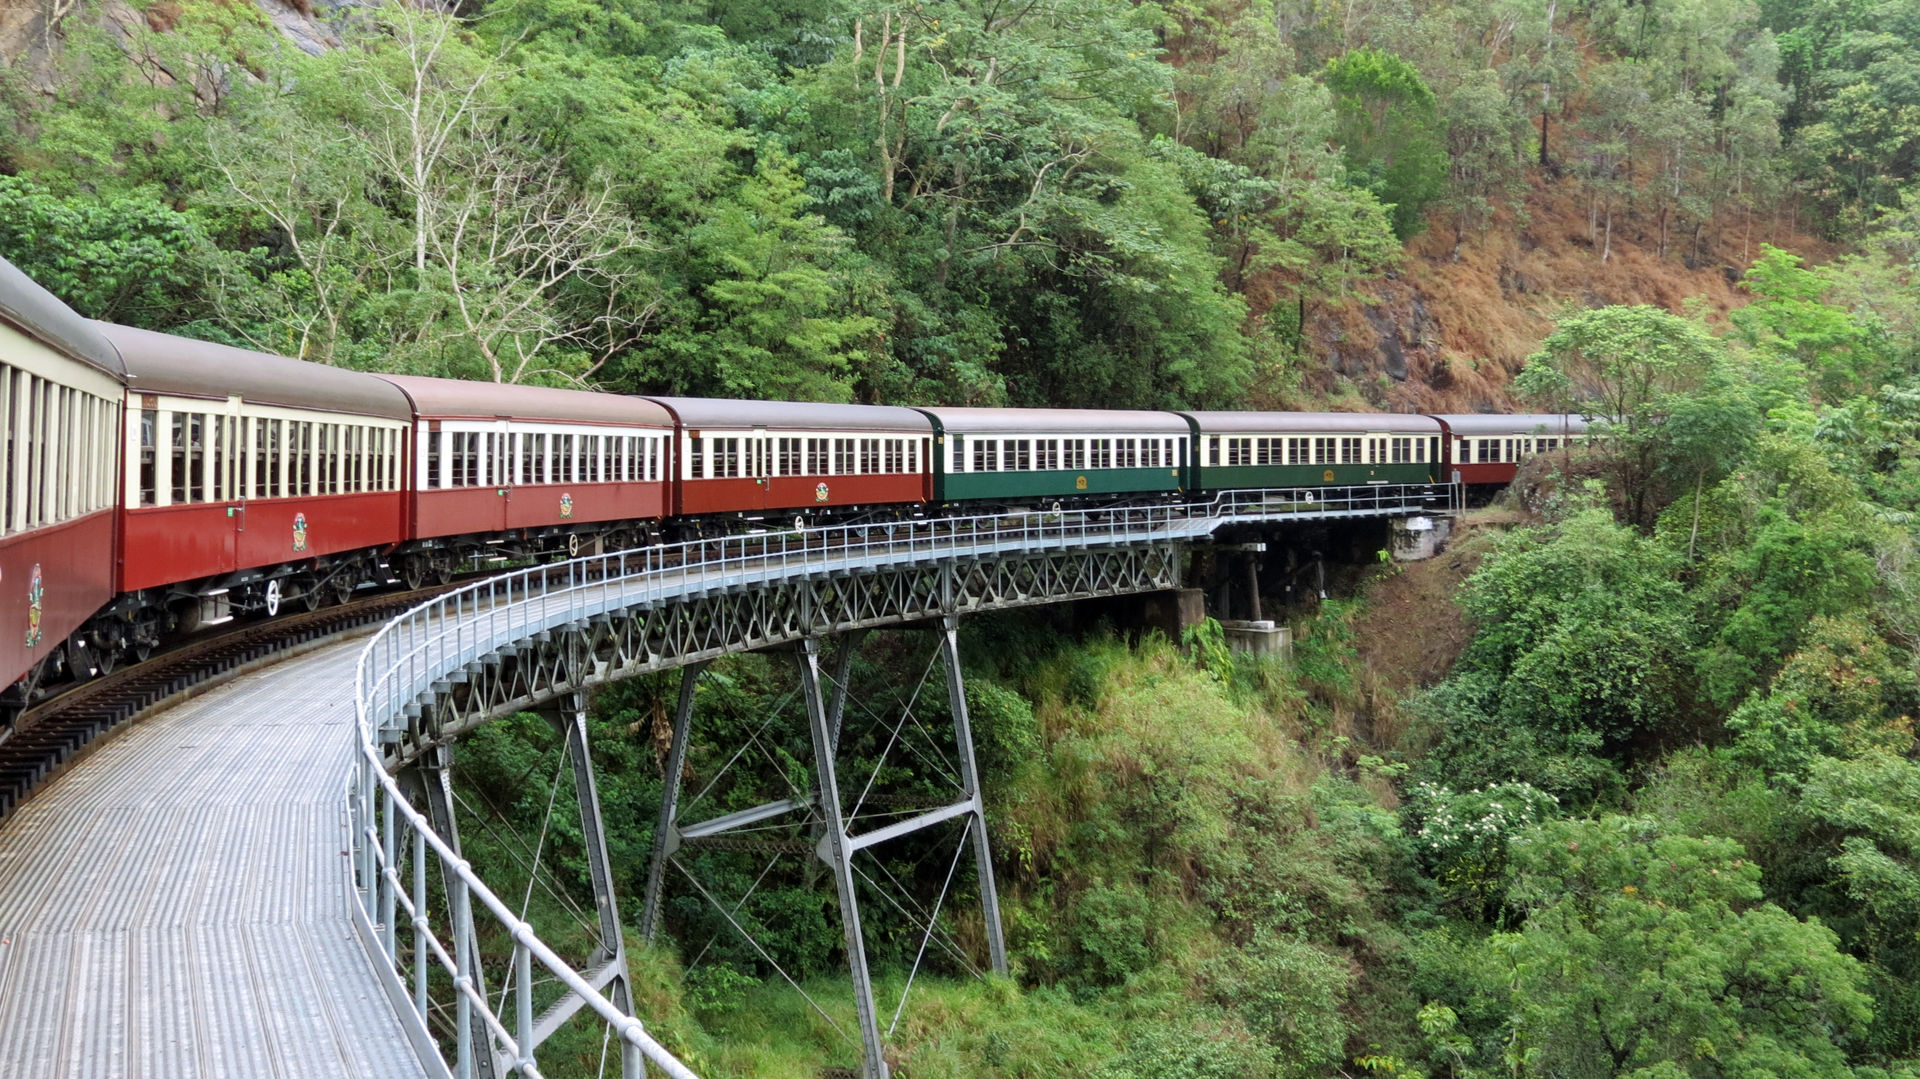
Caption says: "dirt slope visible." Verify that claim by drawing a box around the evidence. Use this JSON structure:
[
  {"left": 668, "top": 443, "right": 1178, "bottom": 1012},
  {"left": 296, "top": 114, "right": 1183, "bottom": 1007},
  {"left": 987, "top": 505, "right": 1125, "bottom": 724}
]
[{"left": 1293, "top": 173, "right": 1836, "bottom": 413}]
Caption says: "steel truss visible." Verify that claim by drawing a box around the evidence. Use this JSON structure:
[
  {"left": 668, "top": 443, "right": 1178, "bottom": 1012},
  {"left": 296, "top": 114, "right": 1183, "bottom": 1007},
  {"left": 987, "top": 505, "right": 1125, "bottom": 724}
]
[
  {"left": 636, "top": 620, "right": 1006, "bottom": 1078},
  {"left": 349, "top": 485, "right": 1452, "bottom": 1079}
]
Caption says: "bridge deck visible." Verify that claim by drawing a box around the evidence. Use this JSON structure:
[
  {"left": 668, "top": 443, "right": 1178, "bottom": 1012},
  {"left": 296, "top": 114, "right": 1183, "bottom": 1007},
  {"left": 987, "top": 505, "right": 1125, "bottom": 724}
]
[{"left": 0, "top": 639, "right": 426, "bottom": 1079}]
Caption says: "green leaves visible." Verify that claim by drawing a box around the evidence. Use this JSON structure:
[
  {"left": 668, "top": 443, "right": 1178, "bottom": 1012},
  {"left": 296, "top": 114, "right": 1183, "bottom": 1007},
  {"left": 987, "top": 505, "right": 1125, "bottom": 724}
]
[
  {"left": 1325, "top": 49, "right": 1448, "bottom": 240},
  {"left": 1490, "top": 816, "right": 1872, "bottom": 1079},
  {"left": 0, "top": 176, "right": 206, "bottom": 326}
]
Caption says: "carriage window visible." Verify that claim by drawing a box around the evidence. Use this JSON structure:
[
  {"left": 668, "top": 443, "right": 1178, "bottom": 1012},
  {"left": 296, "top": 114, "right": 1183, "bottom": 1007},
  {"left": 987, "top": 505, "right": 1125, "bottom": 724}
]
[
  {"left": 1207, "top": 438, "right": 1220, "bottom": 466},
  {"left": 249, "top": 418, "right": 266, "bottom": 498},
  {"left": 970, "top": 440, "right": 991, "bottom": 472},
  {"left": 1008, "top": 439, "right": 1029, "bottom": 471},
  {"left": 1341, "top": 437, "right": 1362, "bottom": 464},
  {"left": 1309, "top": 437, "right": 1330, "bottom": 465},
  {"left": 169, "top": 413, "right": 193, "bottom": 503},
  {"left": 1226, "top": 438, "right": 1249, "bottom": 467},
  {"left": 1390, "top": 437, "right": 1412, "bottom": 463},
  {"left": 139, "top": 407, "right": 157, "bottom": 507},
  {"left": 689, "top": 436, "right": 705, "bottom": 479},
  {"left": 803, "top": 438, "right": 825, "bottom": 474},
  {"left": 778, "top": 437, "right": 800, "bottom": 476},
  {"left": 1037, "top": 440, "right": 1057, "bottom": 471},
  {"left": 446, "top": 431, "right": 464, "bottom": 487},
  {"left": 208, "top": 415, "right": 227, "bottom": 502}
]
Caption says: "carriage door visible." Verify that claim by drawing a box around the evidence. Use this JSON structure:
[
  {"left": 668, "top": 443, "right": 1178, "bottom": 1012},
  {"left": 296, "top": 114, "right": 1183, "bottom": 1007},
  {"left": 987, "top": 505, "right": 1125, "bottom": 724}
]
[
  {"left": 213, "top": 395, "right": 243, "bottom": 572},
  {"left": 488, "top": 419, "right": 513, "bottom": 532},
  {"left": 749, "top": 426, "right": 772, "bottom": 510}
]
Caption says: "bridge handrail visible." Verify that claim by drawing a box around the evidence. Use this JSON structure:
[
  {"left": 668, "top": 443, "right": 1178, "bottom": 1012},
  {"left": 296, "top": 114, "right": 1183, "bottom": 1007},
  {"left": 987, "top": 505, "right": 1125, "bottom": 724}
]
[{"left": 348, "top": 483, "right": 1450, "bottom": 1077}]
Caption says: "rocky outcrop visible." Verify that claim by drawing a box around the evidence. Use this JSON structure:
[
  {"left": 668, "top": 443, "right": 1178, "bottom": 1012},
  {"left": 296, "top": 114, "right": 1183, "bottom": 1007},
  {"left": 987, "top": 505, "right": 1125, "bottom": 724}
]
[{"left": 2, "top": 0, "right": 377, "bottom": 91}]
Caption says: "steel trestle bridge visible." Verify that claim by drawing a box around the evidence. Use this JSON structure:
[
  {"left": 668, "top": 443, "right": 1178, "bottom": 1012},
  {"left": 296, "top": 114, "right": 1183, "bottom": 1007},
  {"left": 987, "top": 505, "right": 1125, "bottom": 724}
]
[{"left": 342, "top": 483, "right": 1452, "bottom": 1079}]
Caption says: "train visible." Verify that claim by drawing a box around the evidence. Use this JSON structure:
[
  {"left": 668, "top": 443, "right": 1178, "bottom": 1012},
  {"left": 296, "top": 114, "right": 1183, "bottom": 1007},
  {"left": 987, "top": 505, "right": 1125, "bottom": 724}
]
[{"left": 0, "top": 254, "right": 1586, "bottom": 719}]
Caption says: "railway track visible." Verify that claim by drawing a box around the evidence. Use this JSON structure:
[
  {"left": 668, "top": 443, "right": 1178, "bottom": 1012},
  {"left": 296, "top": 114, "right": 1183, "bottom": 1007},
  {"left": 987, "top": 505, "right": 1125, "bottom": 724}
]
[
  {"left": 0, "top": 510, "right": 1169, "bottom": 821},
  {"left": 0, "top": 583, "right": 460, "bottom": 820}
]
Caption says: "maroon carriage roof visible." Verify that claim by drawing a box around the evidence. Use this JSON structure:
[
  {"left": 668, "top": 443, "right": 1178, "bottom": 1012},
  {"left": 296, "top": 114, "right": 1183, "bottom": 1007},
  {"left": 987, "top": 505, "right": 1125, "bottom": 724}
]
[
  {"left": 0, "top": 259, "right": 124, "bottom": 379},
  {"left": 914, "top": 407, "right": 1190, "bottom": 435},
  {"left": 378, "top": 375, "right": 673, "bottom": 427},
  {"left": 96, "top": 323, "right": 412, "bottom": 419},
  {"left": 1429, "top": 414, "right": 1589, "bottom": 437},
  {"left": 1179, "top": 411, "right": 1442, "bottom": 435},
  {"left": 643, "top": 397, "right": 933, "bottom": 433}
]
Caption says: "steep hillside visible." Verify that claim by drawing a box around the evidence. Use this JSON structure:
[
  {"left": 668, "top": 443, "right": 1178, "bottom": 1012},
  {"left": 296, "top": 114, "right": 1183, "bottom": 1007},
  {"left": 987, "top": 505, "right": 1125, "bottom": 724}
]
[{"left": 1301, "top": 174, "right": 1836, "bottom": 412}]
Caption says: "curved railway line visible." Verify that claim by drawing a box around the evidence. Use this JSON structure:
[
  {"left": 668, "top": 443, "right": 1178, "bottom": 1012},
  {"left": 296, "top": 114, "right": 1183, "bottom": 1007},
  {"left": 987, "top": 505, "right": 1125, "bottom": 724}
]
[{"left": 0, "top": 583, "right": 462, "bottom": 818}]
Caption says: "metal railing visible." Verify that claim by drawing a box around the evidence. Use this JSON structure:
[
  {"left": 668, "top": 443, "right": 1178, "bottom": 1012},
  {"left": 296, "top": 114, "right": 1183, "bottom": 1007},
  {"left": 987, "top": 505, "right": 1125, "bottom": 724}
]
[{"left": 347, "top": 482, "right": 1450, "bottom": 1078}]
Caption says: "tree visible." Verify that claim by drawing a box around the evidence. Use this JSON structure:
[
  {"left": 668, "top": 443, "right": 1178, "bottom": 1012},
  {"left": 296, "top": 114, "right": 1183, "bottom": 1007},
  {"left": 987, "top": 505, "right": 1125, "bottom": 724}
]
[
  {"left": 1489, "top": 816, "right": 1872, "bottom": 1079},
  {"left": 1324, "top": 48, "right": 1448, "bottom": 239},
  {"left": 1416, "top": 508, "right": 1695, "bottom": 802},
  {"left": 1734, "top": 244, "right": 1893, "bottom": 400},
  {"left": 0, "top": 176, "right": 206, "bottom": 327},
  {"left": 1516, "top": 305, "right": 1730, "bottom": 523}
]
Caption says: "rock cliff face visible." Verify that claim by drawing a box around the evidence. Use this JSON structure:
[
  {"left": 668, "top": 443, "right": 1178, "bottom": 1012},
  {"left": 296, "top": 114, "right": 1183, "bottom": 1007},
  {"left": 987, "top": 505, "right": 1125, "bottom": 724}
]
[
  {"left": 2, "top": 0, "right": 373, "bottom": 91},
  {"left": 1296, "top": 173, "right": 1832, "bottom": 414}
]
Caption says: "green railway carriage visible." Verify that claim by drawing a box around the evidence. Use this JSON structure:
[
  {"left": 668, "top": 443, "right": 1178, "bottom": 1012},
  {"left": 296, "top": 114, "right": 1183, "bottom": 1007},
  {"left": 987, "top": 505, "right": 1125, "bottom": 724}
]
[
  {"left": 913, "top": 407, "right": 1192, "bottom": 506},
  {"left": 1180, "top": 411, "right": 1444, "bottom": 491}
]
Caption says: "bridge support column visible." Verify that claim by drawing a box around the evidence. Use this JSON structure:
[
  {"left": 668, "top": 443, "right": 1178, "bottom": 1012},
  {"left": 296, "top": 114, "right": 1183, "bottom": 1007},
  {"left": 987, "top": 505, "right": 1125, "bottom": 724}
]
[
  {"left": 509, "top": 690, "right": 643, "bottom": 1059},
  {"left": 413, "top": 744, "right": 501, "bottom": 1079},
  {"left": 796, "top": 636, "right": 891, "bottom": 1079},
  {"left": 641, "top": 662, "right": 708, "bottom": 943},
  {"left": 938, "top": 615, "right": 1008, "bottom": 976}
]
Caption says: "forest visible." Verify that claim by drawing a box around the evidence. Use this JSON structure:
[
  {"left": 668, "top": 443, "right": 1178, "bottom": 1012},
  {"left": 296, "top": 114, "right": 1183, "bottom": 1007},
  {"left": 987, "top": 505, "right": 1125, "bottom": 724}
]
[{"left": 5, "top": 0, "right": 1920, "bottom": 1075}]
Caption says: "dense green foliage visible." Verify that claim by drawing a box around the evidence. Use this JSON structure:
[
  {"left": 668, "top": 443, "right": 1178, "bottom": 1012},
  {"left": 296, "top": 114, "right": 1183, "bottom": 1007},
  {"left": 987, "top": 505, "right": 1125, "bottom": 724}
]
[
  {"left": 12, "top": 0, "right": 1920, "bottom": 394},
  {"left": 12, "top": 0, "right": 1920, "bottom": 1073}
]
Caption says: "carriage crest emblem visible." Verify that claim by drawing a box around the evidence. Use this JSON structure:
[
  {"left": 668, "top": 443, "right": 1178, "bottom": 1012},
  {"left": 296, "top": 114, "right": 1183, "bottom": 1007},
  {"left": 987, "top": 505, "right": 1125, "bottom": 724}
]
[
  {"left": 292, "top": 513, "right": 309, "bottom": 553},
  {"left": 815, "top": 482, "right": 830, "bottom": 503},
  {"left": 24, "top": 563, "right": 44, "bottom": 648},
  {"left": 559, "top": 493, "right": 574, "bottom": 519}
]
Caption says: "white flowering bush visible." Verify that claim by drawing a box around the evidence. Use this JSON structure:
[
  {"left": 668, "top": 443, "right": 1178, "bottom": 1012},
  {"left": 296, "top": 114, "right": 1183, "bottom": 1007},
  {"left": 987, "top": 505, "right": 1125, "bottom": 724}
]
[{"left": 1404, "top": 780, "right": 1560, "bottom": 916}]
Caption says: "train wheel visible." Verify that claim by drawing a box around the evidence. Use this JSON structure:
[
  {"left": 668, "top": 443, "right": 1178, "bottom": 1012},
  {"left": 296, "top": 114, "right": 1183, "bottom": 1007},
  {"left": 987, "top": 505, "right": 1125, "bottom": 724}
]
[
  {"left": 91, "top": 633, "right": 120, "bottom": 678},
  {"left": 288, "top": 577, "right": 324, "bottom": 613},
  {"left": 327, "top": 573, "right": 355, "bottom": 607},
  {"left": 63, "top": 634, "right": 97, "bottom": 685},
  {"left": 400, "top": 555, "right": 427, "bottom": 592},
  {"left": 263, "top": 578, "right": 284, "bottom": 617},
  {"left": 129, "top": 617, "right": 158, "bottom": 663}
]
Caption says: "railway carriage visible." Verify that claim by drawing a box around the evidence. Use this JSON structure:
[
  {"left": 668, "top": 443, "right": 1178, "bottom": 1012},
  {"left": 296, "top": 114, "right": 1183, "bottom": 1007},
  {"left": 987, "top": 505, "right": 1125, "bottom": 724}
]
[
  {"left": 1184, "top": 412, "right": 1444, "bottom": 491},
  {"left": 644, "top": 398, "right": 933, "bottom": 528},
  {"left": 1432, "top": 414, "right": 1587, "bottom": 487},
  {"left": 0, "top": 261, "right": 127, "bottom": 710},
  {"left": 377, "top": 376, "right": 673, "bottom": 575},
  {"left": 914, "top": 408, "right": 1190, "bottom": 507},
  {"left": 99, "top": 324, "right": 413, "bottom": 627}
]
